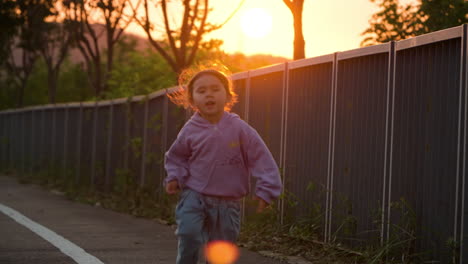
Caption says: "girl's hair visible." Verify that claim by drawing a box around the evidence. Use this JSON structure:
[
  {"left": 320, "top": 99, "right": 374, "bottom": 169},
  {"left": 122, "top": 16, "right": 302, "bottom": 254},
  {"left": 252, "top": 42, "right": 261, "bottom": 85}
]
[{"left": 168, "top": 64, "right": 238, "bottom": 111}]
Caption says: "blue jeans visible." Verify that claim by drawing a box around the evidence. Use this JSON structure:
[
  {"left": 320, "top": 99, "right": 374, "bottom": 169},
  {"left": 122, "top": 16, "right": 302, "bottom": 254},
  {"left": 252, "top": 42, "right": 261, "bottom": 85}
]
[{"left": 175, "top": 189, "right": 241, "bottom": 264}]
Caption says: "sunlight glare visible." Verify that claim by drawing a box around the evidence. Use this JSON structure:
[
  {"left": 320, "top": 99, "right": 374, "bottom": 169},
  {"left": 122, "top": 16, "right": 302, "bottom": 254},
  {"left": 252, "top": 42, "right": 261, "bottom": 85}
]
[
  {"left": 240, "top": 8, "right": 273, "bottom": 39},
  {"left": 205, "top": 240, "right": 239, "bottom": 264}
]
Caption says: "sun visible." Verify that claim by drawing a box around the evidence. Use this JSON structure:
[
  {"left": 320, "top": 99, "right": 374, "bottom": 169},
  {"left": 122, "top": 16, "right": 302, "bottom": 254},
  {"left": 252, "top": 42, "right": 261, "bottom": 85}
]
[{"left": 240, "top": 8, "right": 273, "bottom": 39}]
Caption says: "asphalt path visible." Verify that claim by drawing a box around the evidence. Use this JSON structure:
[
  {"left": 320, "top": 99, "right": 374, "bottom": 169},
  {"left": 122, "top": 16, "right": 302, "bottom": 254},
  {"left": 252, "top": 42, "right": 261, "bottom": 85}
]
[{"left": 0, "top": 175, "right": 285, "bottom": 264}]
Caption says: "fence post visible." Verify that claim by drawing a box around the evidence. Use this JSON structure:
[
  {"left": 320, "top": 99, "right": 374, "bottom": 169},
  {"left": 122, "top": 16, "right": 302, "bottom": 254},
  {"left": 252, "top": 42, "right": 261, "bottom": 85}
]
[
  {"left": 40, "top": 108, "right": 45, "bottom": 172},
  {"left": 160, "top": 93, "right": 169, "bottom": 198},
  {"left": 124, "top": 99, "right": 130, "bottom": 177},
  {"left": 51, "top": 106, "right": 57, "bottom": 176},
  {"left": 0, "top": 112, "right": 3, "bottom": 169},
  {"left": 9, "top": 112, "right": 13, "bottom": 170},
  {"left": 241, "top": 71, "right": 251, "bottom": 223},
  {"left": 380, "top": 41, "right": 396, "bottom": 246},
  {"left": 455, "top": 24, "right": 468, "bottom": 264},
  {"left": 325, "top": 52, "right": 339, "bottom": 243},
  {"left": 140, "top": 98, "right": 149, "bottom": 187},
  {"left": 90, "top": 101, "right": 98, "bottom": 188},
  {"left": 63, "top": 106, "right": 69, "bottom": 180},
  {"left": 30, "top": 109, "right": 35, "bottom": 176},
  {"left": 0, "top": 112, "right": 4, "bottom": 169},
  {"left": 20, "top": 110, "right": 25, "bottom": 175},
  {"left": 279, "top": 62, "right": 290, "bottom": 225},
  {"left": 76, "top": 103, "right": 83, "bottom": 185},
  {"left": 105, "top": 101, "right": 114, "bottom": 192}
]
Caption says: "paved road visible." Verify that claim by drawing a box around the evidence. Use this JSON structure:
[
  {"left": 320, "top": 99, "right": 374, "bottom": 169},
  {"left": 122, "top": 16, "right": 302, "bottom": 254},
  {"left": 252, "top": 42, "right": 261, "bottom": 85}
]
[{"left": 0, "top": 176, "right": 285, "bottom": 264}]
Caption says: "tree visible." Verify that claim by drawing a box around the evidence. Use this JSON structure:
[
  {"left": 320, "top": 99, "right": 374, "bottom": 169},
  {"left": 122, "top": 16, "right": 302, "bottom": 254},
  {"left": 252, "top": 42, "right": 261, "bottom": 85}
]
[
  {"left": 0, "top": 0, "right": 22, "bottom": 65},
  {"left": 4, "top": 0, "right": 54, "bottom": 107},
  {"left": 105, "top": 35, "right": 177, "bottom": 98},
  {"left": 361, "top": 0, "right": 468, "bottom": 47},
  {"left": 63, "top": 0, "right": 136, "bottom": 98},
  {"left": 419, "top": 0, "right": 468, "bottom": 32},
  {"left": 39, "top": 19, "right": 73, "bottom": 103},
  {"left": 133, "top": 0, "right": 244, "bottom": 76},
  {"left": 283, "top": 0, "right": 305, "bottom": 60}
]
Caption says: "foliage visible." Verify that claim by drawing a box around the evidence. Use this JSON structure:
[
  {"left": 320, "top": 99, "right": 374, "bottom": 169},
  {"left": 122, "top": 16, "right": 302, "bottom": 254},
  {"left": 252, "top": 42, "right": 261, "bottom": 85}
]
[
  {"left": 0, "top": 0, "right": 21, "bottom": 64},
  {"left": 25, "top": 58, "right": 92, "bottom": 106},
  {"left": 0, "top": 74, "right": 19, "bottom": 110},
  {"left": 419, "top": 0, "right": 468, "bottom": 32},
  {"left": 361, "top": 0, "right": 468, "bottom": 46},
  {"left": 62, "top": 0, "right": 135, "bottom": 97},
  {"left": 361, "top": 0, "right": 424, "bottom": 46},
  {"left": 104, "top": 37, "right": 177, "bottom": 99},
  {"left": 3, "top": 0, "right": 57, "bottom": 107}
]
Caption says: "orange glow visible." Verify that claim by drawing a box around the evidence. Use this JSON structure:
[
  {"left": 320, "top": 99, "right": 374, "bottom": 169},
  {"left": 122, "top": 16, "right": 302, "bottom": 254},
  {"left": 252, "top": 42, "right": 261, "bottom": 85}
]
[
  {"left": 240, "top": 8, "right": 272, "bottom": 39},
  {"left": 126, "top": 0, "right": 419, "bottom": 59},
  {"left": 205, "top": 240, "right": 239, "bottom": 264}
]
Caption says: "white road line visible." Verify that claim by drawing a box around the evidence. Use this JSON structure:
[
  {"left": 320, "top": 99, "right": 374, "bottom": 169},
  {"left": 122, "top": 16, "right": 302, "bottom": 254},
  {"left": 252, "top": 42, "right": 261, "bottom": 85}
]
[{"left": 0, "top": 203, "right": 105, "bottom": 264}]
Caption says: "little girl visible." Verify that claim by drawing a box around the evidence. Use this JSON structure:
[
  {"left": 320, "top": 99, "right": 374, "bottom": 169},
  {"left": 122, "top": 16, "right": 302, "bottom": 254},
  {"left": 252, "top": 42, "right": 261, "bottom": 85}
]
[{"left": 164, "top": 68, "right": 282, "bottom": 264}]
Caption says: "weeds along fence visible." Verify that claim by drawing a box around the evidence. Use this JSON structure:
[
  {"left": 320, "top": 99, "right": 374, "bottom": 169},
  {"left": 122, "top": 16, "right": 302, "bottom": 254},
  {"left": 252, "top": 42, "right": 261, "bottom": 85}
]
[{"left": 1, "top": 25, "right": 467, "bottom": 262}]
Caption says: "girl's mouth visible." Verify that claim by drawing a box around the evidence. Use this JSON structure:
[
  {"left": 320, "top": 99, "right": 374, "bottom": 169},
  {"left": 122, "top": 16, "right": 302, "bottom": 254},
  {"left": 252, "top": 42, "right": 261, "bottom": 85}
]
[{"left": 206, "top": 101, "right": 215, "bottom": 107}]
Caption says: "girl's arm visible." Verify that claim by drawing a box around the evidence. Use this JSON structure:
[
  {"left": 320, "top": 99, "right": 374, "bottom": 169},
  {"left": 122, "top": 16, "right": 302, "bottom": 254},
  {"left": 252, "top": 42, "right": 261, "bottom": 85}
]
[
  {"left": 245, "top": 127, "right": 282, "bottom": 204},
  {"left": 164, "top": 131, "right": 190, "bottom": 189}
]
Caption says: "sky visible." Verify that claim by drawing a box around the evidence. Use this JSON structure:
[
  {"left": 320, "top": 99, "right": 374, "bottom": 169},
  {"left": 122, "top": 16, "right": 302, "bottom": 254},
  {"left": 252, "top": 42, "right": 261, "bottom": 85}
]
[{"left": 128, "top": 0, "right": 417, "bottom": 60}]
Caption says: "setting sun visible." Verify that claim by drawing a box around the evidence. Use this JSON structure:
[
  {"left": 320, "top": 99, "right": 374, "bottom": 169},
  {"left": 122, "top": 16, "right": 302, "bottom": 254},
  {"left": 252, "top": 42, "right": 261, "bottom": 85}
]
[{"left": 240, "top": 8, "right": 273, "bottom": 39}]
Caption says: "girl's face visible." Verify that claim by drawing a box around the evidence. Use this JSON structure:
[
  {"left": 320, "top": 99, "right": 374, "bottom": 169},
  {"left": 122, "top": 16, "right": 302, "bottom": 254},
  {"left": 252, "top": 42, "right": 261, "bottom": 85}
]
[{"left": 191, "top": 74, "right": 229, "bottom": 123}]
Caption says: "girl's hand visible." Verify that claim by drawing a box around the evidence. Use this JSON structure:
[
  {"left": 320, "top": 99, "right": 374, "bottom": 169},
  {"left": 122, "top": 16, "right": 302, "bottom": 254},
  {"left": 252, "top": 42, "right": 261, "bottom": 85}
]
[
  {"left": 254, "top": 196, "right": 269, "bottom": 213},
  {"left": 165, "top": 180, "right": 180, "bottom": 194}
]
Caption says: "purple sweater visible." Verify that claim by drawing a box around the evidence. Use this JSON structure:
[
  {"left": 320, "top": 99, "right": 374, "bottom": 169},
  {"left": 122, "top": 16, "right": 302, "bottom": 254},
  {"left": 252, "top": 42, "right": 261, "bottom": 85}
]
[{"left": 164, "top": 111, "right": 282, "bottom": 204}]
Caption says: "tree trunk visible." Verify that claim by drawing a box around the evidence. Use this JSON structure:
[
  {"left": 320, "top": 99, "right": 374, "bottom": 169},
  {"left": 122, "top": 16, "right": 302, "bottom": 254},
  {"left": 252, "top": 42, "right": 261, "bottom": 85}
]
[
  {"left": 284, "top": 0, "right": 306, "bottom": 60},
  {"left": 93, "top": 56, "right": 102, "bottom": 97},
  {"left": 17, "top": 81, "right": 25, "bottom": 108},
  {"left": 293, "top": 5, "right": 305, "bottom": 60},
  {"left": 105, "top": 33, "right": 114, "bottom": 96},
  {"left": 48, "top": 69, "right": 58, "bottom": 104}
]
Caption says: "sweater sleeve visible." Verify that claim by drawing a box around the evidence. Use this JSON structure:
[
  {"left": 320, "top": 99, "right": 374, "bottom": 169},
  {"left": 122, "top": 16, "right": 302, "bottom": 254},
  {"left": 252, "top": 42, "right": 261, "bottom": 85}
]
[
  {"left": 244, "top": 127, "right": 282, "bottom": 204},
  {"left": 164, "top": 130, "right": 190, "bottom": 187}
]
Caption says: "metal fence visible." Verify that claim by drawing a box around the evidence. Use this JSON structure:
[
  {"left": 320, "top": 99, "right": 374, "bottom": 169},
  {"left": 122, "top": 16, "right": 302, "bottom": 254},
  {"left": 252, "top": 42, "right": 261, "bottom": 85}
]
[{"left": 1, "top": 25, "right": 467, "bottom": 263}]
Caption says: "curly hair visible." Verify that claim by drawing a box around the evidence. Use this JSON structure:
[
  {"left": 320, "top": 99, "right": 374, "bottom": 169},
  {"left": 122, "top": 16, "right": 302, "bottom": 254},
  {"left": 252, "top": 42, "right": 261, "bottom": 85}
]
[{"left": 167, "top": 64, "right": 238, "bottom": 111}]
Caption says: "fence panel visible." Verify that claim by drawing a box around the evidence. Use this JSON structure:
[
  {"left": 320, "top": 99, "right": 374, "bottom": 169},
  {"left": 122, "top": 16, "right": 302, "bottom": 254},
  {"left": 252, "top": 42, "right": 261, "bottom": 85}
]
[
  {"left": 107, "top": 101, "right": 129, "bottom": 192},
  {"left": 284, "top": 57, "right": 334, "bottom": 236},
  {"left": 231, "top": 74, "right": 248, "bottom": 119},
  {"left": 248, "top": 66, "right": 284, "bottom": 164},
  {"left": 330, "top": 46, "right": 391, "bottom": 246},
  {"left": 79, "top": 106, "right": 94, "bottom": 185},
  {"left": 145, "top": 96, "right": 165, "bottom": 191},
  {"left": 0, "top": 114, "right": 4, "bottom": 168},
  {"left": 127, "top": 99, "right": 145, "bottom": 187},
  {"left": 51, "top": 108, "right": 64, "bottom": 175},
  {"left": 391, "top": 32, "right": 462, "bottom": 262},
  {"left": 23, "top": 110, "right": 32, "bottom": 175},
  {"left": 0, "top": 113, "right": 8, "bottom": 170},
  {"left": 166, "top": 102, "right": 186, "bottom": 153},
  {"left": 31, "top": 109, "right": 40, "bottom": 172},
  {"left": 66, "top": 107, "right": 79, "bottom": 181},
  {"left": 41, "top": 109, "right": 52, "bottom": 173},
  {"left": 92, "top": 104, "right": 110, "bottom": 190}
]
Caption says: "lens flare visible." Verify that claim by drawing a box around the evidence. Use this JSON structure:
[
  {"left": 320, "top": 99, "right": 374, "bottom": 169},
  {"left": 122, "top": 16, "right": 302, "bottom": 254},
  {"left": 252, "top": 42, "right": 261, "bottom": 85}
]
[{"left": 205, "top": 240, "right": 239, "bottom": 264}]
